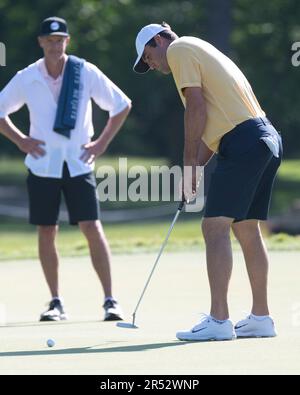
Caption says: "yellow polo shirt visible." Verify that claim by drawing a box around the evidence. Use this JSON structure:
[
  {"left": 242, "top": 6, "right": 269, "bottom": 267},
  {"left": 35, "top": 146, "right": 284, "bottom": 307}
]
[{"left": 166, "top": 36, "right": 265, "bottom": 152}]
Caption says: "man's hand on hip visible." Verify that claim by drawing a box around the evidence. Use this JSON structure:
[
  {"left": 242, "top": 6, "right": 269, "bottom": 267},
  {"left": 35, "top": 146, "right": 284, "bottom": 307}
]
[
  {"left": 18, "top": 136, "right": 46, "bottom": 158},
  {"left": 80, "top": 141, "right": 107, "bottom": 164}
]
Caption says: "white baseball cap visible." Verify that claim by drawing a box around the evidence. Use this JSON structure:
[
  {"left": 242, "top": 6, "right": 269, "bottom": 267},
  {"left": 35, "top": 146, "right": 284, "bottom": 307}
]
[{"left": 133, "top": 24, "right": 167, "bottom": 73}]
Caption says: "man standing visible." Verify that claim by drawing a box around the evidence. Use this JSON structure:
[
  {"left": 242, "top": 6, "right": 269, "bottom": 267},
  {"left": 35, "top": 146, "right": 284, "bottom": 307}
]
[
  {"left": 0, "top": 17, "right": 131, "bottom": 322},
  {"left": 133, "top": 22, "right": 282, "bottom": 341}
]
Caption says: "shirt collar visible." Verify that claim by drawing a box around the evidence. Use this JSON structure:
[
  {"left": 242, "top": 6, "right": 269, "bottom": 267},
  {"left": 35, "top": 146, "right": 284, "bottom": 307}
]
[{"left": 39, "top": 55, "right": 68, "bottom": 82}]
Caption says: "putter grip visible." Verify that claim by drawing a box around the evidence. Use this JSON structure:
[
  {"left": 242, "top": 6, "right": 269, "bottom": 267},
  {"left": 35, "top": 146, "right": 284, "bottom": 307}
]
[{"left": 178, "top": 200, "right": 185, "bottom": 211}]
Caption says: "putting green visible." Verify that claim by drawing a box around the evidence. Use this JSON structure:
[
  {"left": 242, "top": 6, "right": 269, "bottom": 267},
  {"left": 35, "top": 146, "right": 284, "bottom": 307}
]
[{"left": 0, "top": 251, "right": 299, "bottom": 375}]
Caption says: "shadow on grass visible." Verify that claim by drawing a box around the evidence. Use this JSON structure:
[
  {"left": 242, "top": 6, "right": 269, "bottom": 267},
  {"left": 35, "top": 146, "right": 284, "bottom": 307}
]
[
  {"left": 1, "top": 320, "right": 102, "bottom": 328},
  {"left": 0, "top": 341, "right": 193, "bottom": 357}
]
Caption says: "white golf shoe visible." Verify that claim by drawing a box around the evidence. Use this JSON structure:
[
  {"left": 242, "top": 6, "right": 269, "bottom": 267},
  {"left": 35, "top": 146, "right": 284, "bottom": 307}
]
[
  {"left": 176, "top": 314, "right": 236, "bottom": 341},
  {"left": 234, "top": 314, "right": 277, "bottom": 338}
]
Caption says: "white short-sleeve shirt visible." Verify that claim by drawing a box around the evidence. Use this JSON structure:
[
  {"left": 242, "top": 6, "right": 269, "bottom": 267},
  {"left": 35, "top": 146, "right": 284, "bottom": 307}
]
[{"left": 0, "top": 58, "right": 131, "bottom": 178}]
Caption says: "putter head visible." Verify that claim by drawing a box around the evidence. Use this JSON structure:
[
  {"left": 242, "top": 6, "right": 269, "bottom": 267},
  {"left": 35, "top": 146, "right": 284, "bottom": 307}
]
[{"left": 116, "top": 322, "right": 138, "bottom": 329}]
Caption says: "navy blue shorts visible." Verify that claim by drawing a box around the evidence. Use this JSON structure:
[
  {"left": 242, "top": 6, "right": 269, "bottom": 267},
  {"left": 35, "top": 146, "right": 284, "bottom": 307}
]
[
  {"left": 204, "top": 117, "right": 283, "bottom": 221},
  {"left": 27, "top": 162, "right": 100, "bottom": 226}
]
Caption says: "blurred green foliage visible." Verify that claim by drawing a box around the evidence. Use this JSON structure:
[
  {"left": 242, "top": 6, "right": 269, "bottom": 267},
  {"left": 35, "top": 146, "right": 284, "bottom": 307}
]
[
  {"left": 0, "top": 0, "right": 300, "bottom": 161},
  {"left": 0, "top": 154, "right": 298, "bottom": 214}
]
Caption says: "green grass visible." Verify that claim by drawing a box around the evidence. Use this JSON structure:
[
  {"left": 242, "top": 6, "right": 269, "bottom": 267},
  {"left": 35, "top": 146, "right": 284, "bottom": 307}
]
[
  {"left": 0, "top": 220, "right": 204, "bottom": 260},
  {"left": 0, "top": 220, "right": 299, "bottom": 261},
  {"left": 272, "top": 159, "right": 300, "bottom": 214},
  {"left": 277, "top": 160, "right": 300, "bottom": 182}
]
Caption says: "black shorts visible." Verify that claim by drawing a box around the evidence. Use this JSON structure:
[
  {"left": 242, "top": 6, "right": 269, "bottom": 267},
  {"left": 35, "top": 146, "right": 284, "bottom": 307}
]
[
  {"left": 26, "top": 162, "right": 100, "bottom": 225},
  {"left": 204, "top": 117, "right": 283, "bottom": 222}
]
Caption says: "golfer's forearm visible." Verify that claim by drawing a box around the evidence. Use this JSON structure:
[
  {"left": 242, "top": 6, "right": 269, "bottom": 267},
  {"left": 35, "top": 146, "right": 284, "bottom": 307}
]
[
  {"left": 97, "top": 104, "right": 131, "bottom": 148},
  {"left": 0, "top": 117, "right": 25, "bottom": 147},
  {"left": 184, "top": 103, "right": 206, "bottom": 165}
]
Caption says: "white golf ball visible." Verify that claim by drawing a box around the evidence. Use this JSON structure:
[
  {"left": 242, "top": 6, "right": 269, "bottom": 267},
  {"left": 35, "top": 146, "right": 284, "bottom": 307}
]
[{"left": 47, "top": 338, "right": 55, "bottom": 347}]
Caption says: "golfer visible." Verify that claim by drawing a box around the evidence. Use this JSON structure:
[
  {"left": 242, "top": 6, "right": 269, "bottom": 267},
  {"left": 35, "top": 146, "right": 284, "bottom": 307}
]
[{"left": 133, "top": 22, "right": 282, "bottom": 341}]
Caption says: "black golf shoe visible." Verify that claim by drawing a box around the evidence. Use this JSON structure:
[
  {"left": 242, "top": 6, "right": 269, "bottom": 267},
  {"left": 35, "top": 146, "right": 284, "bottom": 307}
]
[{"left": 103, "top": 299, "right": 124, "bottom": 321}]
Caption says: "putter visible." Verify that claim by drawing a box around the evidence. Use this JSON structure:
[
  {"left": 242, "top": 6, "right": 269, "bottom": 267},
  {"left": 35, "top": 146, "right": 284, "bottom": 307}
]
[{"left": 117, "top": 200, "right": 185, "bottom": 329}]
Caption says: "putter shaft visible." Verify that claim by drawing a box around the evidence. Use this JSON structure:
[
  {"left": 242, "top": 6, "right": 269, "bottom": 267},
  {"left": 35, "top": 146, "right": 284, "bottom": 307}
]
[{"left": 132, "top": 201, "right": 184, "bottom": 323}]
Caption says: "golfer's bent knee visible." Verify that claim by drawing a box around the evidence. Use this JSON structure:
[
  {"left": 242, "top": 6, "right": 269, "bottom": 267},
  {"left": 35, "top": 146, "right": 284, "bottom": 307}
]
[{"left": 202, "top": 218, "right": 231, "bottom": 242}]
